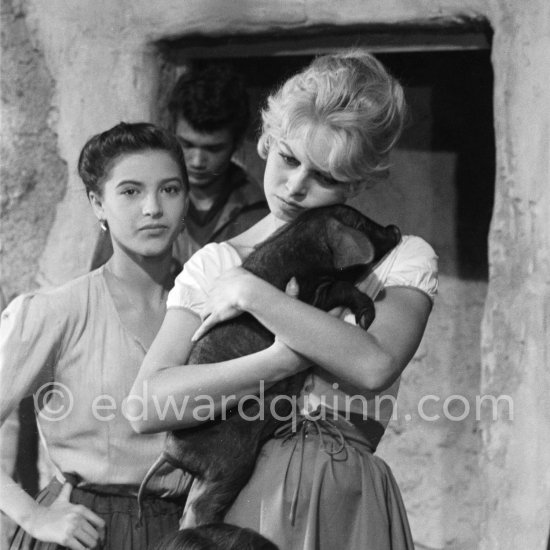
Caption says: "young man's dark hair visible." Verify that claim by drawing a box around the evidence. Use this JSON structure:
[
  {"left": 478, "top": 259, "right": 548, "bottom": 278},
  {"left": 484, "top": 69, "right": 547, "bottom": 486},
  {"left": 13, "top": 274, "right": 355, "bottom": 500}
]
[{"left": 168, "top": 63, "right": 250, "bottom": 145}]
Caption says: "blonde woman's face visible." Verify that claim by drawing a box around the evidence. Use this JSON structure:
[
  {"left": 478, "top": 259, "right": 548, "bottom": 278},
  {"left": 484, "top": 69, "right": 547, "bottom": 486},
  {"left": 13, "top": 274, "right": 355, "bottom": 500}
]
[{"left": 263, "top": 133, "right": 354, "bottom": 222}]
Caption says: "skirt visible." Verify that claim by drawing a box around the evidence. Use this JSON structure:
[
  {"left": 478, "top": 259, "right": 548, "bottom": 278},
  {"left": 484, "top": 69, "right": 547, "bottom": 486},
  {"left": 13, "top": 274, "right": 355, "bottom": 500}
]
[
  {"left": 224, "top": 412, "right": 415, "bottom": 550},
  {"left": 9, "top": 474, "right": 185, "bottom": 550}
]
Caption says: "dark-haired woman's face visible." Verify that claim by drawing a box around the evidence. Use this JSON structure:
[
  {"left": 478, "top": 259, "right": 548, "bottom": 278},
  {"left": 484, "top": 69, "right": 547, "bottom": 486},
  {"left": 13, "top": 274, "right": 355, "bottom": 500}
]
[{"left": 90, "top": 150, "right": 187, "bottom": 258}]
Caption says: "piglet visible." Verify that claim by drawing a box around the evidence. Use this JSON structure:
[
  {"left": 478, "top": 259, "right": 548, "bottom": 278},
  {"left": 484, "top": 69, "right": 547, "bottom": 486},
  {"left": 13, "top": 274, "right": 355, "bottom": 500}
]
[{"left": 138, "top": 204, "right": 400, "bottom": 525}]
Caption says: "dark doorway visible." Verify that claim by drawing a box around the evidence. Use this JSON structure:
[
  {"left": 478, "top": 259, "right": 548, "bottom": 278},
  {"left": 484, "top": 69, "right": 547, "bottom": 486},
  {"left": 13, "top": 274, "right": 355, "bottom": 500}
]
[{"left": 160, "top": 28, "right": 494, "bottom": 280}]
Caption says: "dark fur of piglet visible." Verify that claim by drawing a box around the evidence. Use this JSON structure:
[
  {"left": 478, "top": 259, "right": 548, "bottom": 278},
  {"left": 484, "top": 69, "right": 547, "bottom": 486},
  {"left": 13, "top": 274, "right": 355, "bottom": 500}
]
[{"left": 138, "top": 204, "right": 401, "bottom": 526}]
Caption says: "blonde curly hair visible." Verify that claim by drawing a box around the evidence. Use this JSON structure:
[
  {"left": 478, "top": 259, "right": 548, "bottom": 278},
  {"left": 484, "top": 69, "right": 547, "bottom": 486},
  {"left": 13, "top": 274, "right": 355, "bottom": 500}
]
[{"left": 258, "top": 50, "right": 406, "bottom": 186}]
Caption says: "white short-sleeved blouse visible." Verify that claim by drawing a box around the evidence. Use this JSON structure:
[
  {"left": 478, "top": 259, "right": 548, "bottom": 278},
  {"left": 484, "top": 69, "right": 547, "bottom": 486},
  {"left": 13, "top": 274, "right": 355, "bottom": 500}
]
[
  {"left": 0, "top": 267, "right": 188, "bottom": 495},
  {"left": 167, "top": 236, "right": 438, "bottom": 428}
]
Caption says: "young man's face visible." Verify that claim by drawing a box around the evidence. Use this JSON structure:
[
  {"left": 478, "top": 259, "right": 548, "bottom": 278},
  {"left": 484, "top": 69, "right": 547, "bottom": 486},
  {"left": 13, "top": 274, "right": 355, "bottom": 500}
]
[{"left": 175, "top": 117, "right": 235, "bottom": 194}]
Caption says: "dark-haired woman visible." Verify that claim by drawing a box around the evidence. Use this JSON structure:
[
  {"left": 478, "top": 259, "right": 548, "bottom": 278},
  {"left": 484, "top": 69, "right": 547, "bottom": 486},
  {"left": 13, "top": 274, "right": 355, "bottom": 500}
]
[{"left": 0, "top": 122, "right": 190, "bottom": 549}]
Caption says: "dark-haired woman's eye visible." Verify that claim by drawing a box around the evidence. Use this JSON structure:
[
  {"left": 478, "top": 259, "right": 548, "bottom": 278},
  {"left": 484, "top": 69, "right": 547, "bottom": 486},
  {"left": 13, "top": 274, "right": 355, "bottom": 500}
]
[{"left": 163, "top": 185, "right": 181, "bottom": 195}]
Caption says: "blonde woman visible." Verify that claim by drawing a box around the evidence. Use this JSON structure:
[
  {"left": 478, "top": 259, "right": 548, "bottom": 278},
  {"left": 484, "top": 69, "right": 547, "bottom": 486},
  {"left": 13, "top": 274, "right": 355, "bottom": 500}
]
[{"left": 132, "top": 52, "right": 438, "bottom": 550}]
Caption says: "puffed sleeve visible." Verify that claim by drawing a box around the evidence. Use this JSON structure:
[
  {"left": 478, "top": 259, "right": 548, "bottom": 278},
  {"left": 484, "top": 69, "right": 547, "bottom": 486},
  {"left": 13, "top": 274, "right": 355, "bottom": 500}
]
[
  {"left": 0, "top": 293, "right": 63, "bottom": 422},
  {"left": 166, "top": 243, "right": 243, "bottom": 316},
  {"left": 384, "top": 236, "right": 439, "bottom": 301}
]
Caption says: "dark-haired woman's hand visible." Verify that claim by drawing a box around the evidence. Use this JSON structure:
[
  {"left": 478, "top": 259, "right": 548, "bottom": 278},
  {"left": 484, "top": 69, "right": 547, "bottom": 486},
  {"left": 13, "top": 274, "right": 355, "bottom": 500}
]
[{"left": 26, "top": 483, "right": 105, "bottom": 549}]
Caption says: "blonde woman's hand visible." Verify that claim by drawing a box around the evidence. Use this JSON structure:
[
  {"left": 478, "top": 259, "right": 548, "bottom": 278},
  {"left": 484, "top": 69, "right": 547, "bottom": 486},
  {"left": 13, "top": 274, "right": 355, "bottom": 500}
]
[
  {"left": 27, "top": 482, "right": 105, "bottom": 549},
  {"left": 191, "top": 267, "right": 262, "bottom": 342},
  {"left": 283, "top": 276, "right": 299, "bottom": 299},
  {"left": 286, "top": 276, "right": 346, "bottom": 318}
]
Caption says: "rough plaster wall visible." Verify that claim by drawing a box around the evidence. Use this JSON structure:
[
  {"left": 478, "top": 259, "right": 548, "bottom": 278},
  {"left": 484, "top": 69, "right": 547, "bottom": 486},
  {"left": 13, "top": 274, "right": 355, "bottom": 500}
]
[
  {"left": 0, "top": 0, "right": 66, "bottom": 301},
  {"left": 379, "top": 275, "right": 486, "bottom": 550},
  {"left": 481, "top": 0, "right": 550, "bottom": 548}
]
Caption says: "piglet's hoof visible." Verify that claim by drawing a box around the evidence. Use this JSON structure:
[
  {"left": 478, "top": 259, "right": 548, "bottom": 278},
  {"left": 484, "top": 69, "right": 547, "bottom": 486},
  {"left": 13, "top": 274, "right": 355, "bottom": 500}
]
[{"left": 357, "top": 309, "right": 375, "bottom": 330}]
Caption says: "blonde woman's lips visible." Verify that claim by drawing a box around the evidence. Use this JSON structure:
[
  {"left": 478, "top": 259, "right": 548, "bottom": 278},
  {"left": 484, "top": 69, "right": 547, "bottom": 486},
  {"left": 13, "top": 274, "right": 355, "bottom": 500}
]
[{"left": 278, "top": 197, "right": 305, "bottom": 210}]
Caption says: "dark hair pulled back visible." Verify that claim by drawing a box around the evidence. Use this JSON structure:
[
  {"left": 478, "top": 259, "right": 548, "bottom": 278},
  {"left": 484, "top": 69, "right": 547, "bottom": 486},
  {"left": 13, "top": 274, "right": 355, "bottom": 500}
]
[{"left": 78, "top": 122, "right": 187, "bottom": 196}]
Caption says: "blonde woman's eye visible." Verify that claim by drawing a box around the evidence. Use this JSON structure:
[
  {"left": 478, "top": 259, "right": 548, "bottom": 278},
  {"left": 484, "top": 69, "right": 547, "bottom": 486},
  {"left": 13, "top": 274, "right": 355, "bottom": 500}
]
[
  {"left": 315, "top": 172, "right": 338, "bottom": 187},
  {"left": 163, "top": 185, "right": 181, "bottom": 194},
  {"left": 279, "top": 153, "right": 299, "bottom": 167}
]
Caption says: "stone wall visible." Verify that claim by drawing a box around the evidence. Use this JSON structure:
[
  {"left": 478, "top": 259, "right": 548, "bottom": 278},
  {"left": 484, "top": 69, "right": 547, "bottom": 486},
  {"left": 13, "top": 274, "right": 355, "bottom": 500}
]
[
  {"left": 480, "top": 0, "right": 550, "bottom": 547},
  {"left": 1, "top": 1, "right": 549, "bottom": 548},
  {"left": 0, "top": 0, "right": 66, "bottom": 302}
]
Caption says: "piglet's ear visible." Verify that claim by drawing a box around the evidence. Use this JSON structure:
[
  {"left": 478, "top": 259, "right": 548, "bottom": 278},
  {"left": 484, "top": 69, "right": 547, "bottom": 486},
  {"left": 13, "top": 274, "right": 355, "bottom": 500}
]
[{"left": 326, "top": 218, "right": 375, "bottom": 269}]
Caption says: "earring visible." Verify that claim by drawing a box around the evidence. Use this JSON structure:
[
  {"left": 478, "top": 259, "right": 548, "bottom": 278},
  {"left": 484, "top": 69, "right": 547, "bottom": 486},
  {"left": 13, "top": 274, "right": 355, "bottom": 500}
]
[
  {"left": 100, "top": 219, "right": 108, "bottom": 232},
  {"left": 180, "top": 217, "right": 186, "bottom": 232}
]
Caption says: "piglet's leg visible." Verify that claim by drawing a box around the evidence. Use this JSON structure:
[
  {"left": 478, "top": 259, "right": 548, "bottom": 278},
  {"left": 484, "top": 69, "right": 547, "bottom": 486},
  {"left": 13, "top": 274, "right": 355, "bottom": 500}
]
[
  {"left": 313, "top": 280, "right": 375, "bottom": 330},
  {"left": 180, "top": 478, "right": 207, "bottom": 528},
  {"left": 192, "top": 459, "right": 258, "bottom": 525}
]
